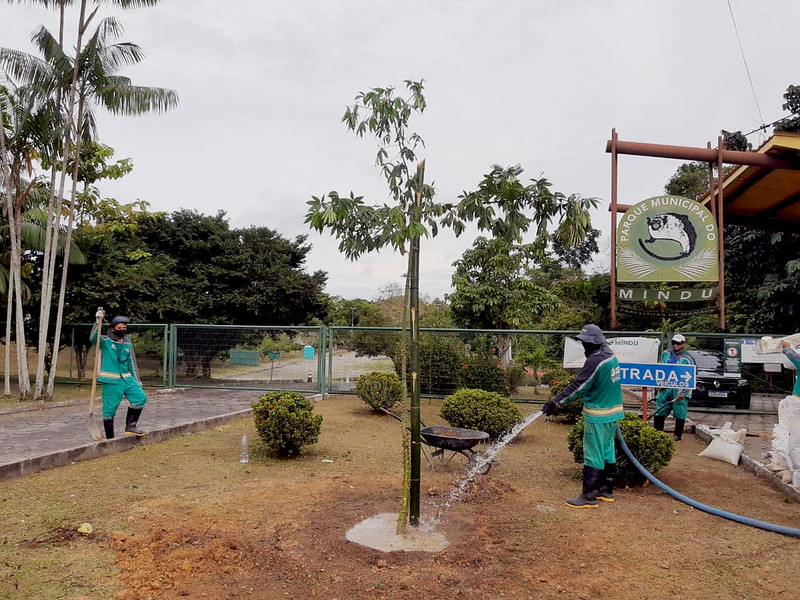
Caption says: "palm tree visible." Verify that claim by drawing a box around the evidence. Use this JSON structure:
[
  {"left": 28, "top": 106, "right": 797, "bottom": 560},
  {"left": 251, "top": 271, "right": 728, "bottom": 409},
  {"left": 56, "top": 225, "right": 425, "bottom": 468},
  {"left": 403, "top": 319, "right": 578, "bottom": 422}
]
[
  {"left": 0, "top": 80, "right": 58, "bottom": 396},
  {"left": 37, "top": 16, "right": 178, "bottom": 395},
  {"left": 3, "top": 0, "right": 177, "bottom": 398},
  {"left": 0, "top": 199, "right": 87, "bottom": 395}
]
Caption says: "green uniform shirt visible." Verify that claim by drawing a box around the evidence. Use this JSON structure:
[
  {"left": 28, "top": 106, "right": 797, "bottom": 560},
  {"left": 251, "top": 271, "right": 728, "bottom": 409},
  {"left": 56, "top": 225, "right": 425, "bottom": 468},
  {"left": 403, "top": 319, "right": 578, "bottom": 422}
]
[
  {"left": 554, "top": 347, "right": 624, "bottom": 424},
  {"left": 660, "top": 348, "right": 693, "bottom": 399},
  {"left": 90, "top": 325, "right": 139, "bottom": 384},
  {"left": 782, "top": 346, "right": 800, "bottom": 396}
]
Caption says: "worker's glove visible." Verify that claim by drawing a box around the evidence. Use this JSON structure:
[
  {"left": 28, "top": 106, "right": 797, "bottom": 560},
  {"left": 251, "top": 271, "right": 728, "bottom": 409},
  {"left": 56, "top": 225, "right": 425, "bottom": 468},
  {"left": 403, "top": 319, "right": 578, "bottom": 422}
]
[
  {"left": 95, "top": 308, "right": 105, "bottom": 321},
  {"left": 542, "top": 399, "right": 559, "bottom": 416}
]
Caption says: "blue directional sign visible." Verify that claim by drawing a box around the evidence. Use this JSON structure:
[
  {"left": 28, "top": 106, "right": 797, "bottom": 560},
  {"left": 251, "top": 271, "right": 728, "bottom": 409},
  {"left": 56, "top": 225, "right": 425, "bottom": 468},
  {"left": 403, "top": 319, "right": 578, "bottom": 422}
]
[{"left": 618, "top": 362, "right": 695, "bottom": 389}]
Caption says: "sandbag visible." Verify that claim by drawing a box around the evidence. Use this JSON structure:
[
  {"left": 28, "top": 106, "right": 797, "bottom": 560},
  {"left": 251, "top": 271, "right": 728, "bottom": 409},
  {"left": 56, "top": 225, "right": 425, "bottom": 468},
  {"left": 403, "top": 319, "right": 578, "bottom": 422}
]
[
  {"left": 769, "top": 423, "right": 791, "bottom": 469},
  {"left": 757, "top": 334, "right": 800, "bottom": 354},
  {"left": 778, "top": 395, "right": 800, "bottom": 428},
  {"left": 699, "top": 438, "right": 744, "bottom": 466},
  {"left": 789, "top": 406, "right": 800, "bottom": 472},
  {"left": 698, "top": 422, "right": 746, "bottom": 466}
]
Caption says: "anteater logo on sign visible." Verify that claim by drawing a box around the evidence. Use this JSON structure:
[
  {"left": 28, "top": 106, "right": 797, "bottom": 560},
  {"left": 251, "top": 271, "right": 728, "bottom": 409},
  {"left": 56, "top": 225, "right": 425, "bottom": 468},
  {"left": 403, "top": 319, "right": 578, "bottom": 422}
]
[{"left": 616, "top": 195, "right": 719, "bottom": 282}]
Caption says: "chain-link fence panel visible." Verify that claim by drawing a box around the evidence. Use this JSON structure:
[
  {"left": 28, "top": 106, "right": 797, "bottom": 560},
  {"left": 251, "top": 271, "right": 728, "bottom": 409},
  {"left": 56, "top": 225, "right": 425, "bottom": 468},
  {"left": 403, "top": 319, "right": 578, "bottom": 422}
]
[
  {"left": 170, "top": 325, "right": 325, "bottom": 392},
  {"left": 0, "top": 323, "right": 169, "bottom": 388},
  {"left": 328, "top": 327, "right": 582, "bottom": 400}
]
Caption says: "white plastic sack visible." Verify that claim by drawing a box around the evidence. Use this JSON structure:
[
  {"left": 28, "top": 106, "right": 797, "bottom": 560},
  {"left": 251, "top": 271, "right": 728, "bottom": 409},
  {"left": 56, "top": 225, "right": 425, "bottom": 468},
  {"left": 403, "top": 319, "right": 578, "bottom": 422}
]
[
  {"left": 778, "top": 395, "right": 800, "bottom": 429},
  {"left": 698, "top": 422, "right": 746, "bottom": 466},
  {"left": 789, "top": 406, "right": 800, "bottom": 473},
  {"left": 757, "top": 334, "right": 800, "bottom": 354},
  {"left": 769, "top": 423, "right": 791, "bottom": 469}
]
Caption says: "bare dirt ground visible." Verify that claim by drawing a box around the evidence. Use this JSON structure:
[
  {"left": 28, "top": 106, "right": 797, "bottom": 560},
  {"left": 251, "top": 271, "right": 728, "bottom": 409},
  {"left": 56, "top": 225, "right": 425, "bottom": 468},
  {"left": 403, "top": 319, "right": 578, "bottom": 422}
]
[{"left": 1, "top": 394, "right": 799, "bottom": 600}]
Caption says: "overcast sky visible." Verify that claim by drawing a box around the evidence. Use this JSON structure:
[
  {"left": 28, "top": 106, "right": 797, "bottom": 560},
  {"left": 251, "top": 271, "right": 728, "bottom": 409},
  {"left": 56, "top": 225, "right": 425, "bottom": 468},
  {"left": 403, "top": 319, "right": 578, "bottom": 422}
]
[{"left": 3, "top": 0, "right": 797, "bottom": 300}]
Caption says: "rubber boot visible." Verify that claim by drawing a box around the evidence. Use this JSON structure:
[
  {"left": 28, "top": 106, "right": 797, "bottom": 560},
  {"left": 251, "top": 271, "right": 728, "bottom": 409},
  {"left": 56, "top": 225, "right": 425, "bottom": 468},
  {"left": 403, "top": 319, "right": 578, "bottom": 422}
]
[
  {"left": 565, "top": 465, "right": 602, "bottom": 509},
  {"left": 597, "top": 463, "right": 616, "bottom": 503},
  {"left": 103, "top": 418, "right": 115, "bottom": 440},
  {"left": 673, "top": 418, "right": 685, "bottom": 441},
  {"left": 124, "top": 407, "right": 147, "bottom": 436},
  {"left": 653, "top": 415, "right": 666, "bottom": 432}
]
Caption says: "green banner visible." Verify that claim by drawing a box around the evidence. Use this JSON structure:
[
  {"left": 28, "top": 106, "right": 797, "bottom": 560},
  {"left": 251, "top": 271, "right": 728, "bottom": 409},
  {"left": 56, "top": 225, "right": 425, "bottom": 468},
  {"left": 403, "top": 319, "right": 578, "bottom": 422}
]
[
  {"left": 617, "top": 287, "right": 717, "bottom": 302},
  {"left": 617, "top": 195, "right": 719, "bottom": 283}
]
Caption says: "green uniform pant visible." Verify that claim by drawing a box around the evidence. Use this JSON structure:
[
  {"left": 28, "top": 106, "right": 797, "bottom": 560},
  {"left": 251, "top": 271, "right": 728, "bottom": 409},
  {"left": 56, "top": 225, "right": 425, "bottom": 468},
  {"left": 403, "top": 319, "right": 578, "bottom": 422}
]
[
  {"left": 101, "top": 377, "right": 147, "bottom": 419},
  {"left": 583, "top": 421, "right": 618, "bottom": 469},
  {"left": 655, "top": 388, "right": 688, "bottom": 420}
]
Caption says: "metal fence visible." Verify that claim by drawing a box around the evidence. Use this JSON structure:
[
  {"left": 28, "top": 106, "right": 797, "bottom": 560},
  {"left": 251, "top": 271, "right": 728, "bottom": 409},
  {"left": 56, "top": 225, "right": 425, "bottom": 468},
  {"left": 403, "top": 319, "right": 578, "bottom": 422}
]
[
  {"left": 168, "top": 325, "right": 326, "bottom": 393},
  {"left": 1, "top": 324, "right": 796, "bottom": 402}
]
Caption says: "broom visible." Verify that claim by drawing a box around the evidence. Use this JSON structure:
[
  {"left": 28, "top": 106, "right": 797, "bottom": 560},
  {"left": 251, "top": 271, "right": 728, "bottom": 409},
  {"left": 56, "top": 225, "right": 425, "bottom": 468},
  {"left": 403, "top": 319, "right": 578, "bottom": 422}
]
[{"left": 86, "top": 308, "right": 105, "bottom": 441}]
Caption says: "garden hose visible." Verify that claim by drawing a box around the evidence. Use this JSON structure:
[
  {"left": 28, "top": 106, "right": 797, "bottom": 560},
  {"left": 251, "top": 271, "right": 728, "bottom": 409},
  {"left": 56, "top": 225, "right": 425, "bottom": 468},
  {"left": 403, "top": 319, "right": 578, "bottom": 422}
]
[{"left": 615, "top": 427, "right": 800, "bottom": 538}]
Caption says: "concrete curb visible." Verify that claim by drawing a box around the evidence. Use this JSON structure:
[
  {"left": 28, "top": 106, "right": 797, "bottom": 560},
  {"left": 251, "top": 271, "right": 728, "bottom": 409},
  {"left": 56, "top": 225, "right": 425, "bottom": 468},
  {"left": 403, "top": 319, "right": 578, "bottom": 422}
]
[
  {"left": 0, "top": 408, "right": 253, "bottom": 482},
  {"left": 694, "top": 424, "right": 800, "bottom": 502}
]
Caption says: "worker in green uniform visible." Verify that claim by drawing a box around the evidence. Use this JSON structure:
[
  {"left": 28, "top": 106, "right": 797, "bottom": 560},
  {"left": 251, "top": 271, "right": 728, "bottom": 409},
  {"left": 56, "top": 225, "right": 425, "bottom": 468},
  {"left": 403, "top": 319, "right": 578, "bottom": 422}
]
[
  {"left": 542, "top": 324, "right": 623, "bottom": 509},
  {"left": 90, "top": 309, "right": 147, "bottom": 439},
  {"left": 781, "top": 340, "right": 800, "bottom": 396},
  {"left": 653, "top": 333, "right": 693, "bottom": 441}
]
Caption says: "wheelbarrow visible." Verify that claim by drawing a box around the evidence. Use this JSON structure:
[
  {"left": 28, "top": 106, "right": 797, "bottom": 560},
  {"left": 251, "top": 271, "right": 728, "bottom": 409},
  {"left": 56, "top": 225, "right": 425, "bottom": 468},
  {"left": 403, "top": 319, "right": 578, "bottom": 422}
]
[
  {"left": 378, "top": 408, "right": 497, "bottom": 474},
  {"left": 420, "top": 425, "right": 497, "bottom": 474}
]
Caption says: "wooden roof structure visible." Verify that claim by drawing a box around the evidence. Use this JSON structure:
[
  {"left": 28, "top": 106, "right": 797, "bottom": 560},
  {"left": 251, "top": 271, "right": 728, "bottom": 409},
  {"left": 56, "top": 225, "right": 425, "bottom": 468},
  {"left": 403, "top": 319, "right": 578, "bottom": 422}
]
[{"left": 699, "top": 132, "right": 800, "bottom": 233}]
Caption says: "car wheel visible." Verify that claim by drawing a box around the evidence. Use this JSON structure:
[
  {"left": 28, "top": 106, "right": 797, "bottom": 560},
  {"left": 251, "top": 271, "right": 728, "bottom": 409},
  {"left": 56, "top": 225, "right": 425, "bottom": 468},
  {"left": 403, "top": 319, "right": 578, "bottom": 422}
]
[{"left": 735, "top": 395, "right": 751, "bottom": 410}]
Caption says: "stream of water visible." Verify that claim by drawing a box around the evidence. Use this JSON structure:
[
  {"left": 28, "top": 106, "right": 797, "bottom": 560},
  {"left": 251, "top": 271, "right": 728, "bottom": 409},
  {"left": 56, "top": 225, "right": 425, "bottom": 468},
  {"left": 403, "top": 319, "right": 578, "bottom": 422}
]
[{"left": 428, "top": 409, "right": 544, "bottom": 524}]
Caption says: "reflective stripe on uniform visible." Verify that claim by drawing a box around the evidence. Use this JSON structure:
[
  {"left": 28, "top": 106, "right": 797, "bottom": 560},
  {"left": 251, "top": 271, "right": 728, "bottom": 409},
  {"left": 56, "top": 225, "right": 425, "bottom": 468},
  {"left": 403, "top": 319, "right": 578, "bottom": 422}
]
[
  {"left": 584, "top": 404, "right": 624, "bottom": 416},
  {"left": 99, "top": 371, "right": 134, "bottom": 379}
]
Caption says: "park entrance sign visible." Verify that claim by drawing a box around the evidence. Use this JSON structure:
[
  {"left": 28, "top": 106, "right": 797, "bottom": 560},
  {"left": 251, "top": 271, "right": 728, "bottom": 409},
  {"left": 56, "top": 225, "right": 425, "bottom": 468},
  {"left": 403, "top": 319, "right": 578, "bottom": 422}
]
[{"left": 616, "top": 195, "right": 719, "bottom": 283}]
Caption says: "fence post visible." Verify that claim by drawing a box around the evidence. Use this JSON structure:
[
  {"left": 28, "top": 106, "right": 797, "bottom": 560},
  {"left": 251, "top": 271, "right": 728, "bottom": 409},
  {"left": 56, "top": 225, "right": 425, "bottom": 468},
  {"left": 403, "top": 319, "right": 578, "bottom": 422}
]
[
  {"left": 318, "top": 326, "right": 326, "bottom": 395},
  {"left": 169, "top": 324, "right": 177, "bottom": 388}
]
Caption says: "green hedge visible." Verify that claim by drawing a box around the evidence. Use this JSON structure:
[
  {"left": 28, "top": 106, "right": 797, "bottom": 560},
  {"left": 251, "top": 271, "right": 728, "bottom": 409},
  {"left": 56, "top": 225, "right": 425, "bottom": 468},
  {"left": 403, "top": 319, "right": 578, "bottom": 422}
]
[
  {"left": 252, "top": 391, "right": 322, "bottom": 456},
  {"left": 355, "top": 371, "right": 404, "bottom": 411},
  {"left": 440, "top": 388, "right": 522, "bottom": 439}
]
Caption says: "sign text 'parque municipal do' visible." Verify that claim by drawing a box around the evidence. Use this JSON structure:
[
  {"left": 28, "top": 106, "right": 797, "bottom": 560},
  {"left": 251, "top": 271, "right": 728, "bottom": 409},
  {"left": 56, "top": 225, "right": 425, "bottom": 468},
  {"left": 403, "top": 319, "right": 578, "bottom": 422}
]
[{"left": 616, "top": 195, "right": 719, "bottom": 283}]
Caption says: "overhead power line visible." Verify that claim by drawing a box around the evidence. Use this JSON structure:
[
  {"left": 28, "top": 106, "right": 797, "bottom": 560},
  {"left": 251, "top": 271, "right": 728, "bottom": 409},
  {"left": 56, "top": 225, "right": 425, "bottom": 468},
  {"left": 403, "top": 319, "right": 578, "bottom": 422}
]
[{"left": 726, "top": 0, "right": 765, "bottom": 130}]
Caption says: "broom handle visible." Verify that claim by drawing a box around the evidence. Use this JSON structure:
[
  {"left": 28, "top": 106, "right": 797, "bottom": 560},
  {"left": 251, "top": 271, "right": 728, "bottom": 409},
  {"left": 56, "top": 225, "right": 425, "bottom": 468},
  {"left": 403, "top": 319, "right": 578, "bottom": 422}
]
[{"left": 88, "top": 308, "right": 103, "bottom": 414}]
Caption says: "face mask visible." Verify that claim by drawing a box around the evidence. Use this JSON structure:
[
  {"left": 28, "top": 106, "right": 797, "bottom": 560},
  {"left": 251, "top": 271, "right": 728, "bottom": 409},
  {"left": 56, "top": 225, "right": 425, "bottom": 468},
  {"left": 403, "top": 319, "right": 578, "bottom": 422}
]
[{"left": 113, "top": 328, "right": 126, "bottom": 339}]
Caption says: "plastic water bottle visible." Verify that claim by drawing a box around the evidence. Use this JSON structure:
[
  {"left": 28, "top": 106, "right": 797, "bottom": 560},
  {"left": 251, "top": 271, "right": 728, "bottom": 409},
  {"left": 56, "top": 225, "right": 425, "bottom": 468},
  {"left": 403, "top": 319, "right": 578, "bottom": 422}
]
[{"left": 239, "top": 434, "right": 249, "bottom": 463}]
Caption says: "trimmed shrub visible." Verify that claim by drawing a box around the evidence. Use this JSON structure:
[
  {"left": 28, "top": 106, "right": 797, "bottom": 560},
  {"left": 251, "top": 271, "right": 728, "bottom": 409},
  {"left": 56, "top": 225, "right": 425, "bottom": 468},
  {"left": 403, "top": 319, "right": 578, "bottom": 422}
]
[
  {"left": 252, "top": 391, "right": 322, "bottom": 456},
  {"left": 548, "top": 374, "right": 584, "bottom": 423},
  {"left": 566, "top": 412, "right": 674, "bottom": 486},
  {"left": 505, "top": 363, "right": 526, "bottom": 393},
  {"left": 356, "top": 371, "right": 404, "bottom": 411},
  {"left": 440, "top": 388, "right": 522, "bottom": 439}
]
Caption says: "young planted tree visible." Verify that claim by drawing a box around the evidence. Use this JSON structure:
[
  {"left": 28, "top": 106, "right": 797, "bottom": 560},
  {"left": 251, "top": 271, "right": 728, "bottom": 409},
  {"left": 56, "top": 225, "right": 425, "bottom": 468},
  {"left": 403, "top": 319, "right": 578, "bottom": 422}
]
[{"left": 306, "top": 79, "right": 595, "bottom": 528}]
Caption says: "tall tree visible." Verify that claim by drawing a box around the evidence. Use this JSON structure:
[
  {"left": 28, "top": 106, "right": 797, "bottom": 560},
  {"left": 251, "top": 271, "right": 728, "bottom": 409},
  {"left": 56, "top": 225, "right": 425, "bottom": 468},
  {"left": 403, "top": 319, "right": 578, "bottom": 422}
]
[
  {"left": 306, "top": 79, "right": 595, "bottom": 528},
  {"left": 0, "top": 78, "right": 58, "bottom": 395},
  {"left": 448, "top": 236, "right": 562, "bottom": 367}
]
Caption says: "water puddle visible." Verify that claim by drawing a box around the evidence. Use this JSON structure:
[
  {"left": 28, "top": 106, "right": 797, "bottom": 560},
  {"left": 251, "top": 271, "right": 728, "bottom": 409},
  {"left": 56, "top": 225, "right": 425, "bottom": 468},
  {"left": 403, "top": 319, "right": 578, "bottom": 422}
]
[{"left": 345, "top": 512, "right": 448, "bottom": 552}]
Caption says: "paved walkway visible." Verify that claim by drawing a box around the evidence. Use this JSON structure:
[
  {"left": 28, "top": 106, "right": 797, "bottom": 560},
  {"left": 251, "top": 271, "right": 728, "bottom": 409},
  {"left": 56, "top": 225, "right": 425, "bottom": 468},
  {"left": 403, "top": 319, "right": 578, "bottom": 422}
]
[
  {"left": 0, "top": 388, "right": 262, "bottom": 480},
  {"left": 0, "top": 390, "right": 795, "bottom": 500}
]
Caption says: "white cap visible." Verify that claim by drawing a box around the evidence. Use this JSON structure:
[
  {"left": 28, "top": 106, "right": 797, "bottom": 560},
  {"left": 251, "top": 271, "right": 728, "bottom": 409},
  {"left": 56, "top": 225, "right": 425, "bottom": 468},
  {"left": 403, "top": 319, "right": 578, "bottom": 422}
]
[{"left": 671, "top": 334, "right": 686, "bottom": 343}]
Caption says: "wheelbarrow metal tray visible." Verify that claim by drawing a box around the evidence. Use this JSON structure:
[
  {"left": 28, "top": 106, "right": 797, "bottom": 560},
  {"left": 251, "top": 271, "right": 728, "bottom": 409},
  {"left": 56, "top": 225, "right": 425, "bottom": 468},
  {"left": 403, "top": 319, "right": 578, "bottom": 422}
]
[{"left": 420, "top": 426, "right": 489, "bottom": 451}]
